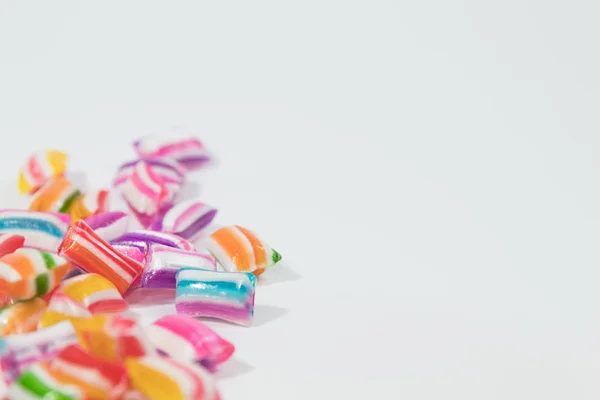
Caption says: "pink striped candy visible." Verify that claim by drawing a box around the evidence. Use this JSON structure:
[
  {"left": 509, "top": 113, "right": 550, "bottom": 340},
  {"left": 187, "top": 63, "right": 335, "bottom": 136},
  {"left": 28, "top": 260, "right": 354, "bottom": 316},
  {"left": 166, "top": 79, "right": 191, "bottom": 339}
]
[
  {"left": 58, "top": 220, "right": 143, "bottom": 294},
  {"left": 84, "top": 211, "right": 131, "bottom": 242},
  {"left": 120, "top": 161, "right": 168, "bottom": 227},
  {"left": 133, "top": 131, "right": 211, "bottom": 170},
  {"left": 146, "top": 314, "right": 234, "bottom": 370}
]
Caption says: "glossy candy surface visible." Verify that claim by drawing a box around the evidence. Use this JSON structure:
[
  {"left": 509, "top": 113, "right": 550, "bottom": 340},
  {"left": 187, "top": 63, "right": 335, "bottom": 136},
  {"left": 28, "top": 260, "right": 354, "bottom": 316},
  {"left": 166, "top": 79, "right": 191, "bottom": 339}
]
[
  {"left": 18, "top": 150, "right": 68, "bottom": 195},
  {"left": 38, "top": 292, "right": 92, "bottom": 328},
  {"left": 28, "top": 176, "right": 81, "bottom": 214},
  {"left": 84, "top": 211, "right": 131, "bottom": 242},
  {"left": 125, "top": 356, "right": 220, "bottom": 400},
  {"left": 151, "top": 200, "right": 217, "bottom": 241},
  {"left": 133, "top": 132, "right": 211, "bottom": 170},
  {"left": 0, "top": 248, "right": 71, "bottom": 300},
  {"left": 58, "top": 220, "right": 143, "bottom": 294},
  {"left": 111, "top": 230, "right": 195, "bottom": 252},
  {"left": 176, "top": 268, "right": 256, "bottom": 326},
  {"left": 146, "top": 314, "right": 234, "bottom": 370},
  {"left": 120, "top": 161, "right": 168, "bottom": 227},
  {"left": 141, "top": 245, "right": 215, "bottom": 289},
  {"left": 0, "top": 210, "right": 71, "bottom": 252},
  {"left": 0, "top": 298, "right": 47, "bottom": 336},
  {"left": 0, "top": 234, "right": 25, "bottom": 258},
  {"left": 207, "top": 225, "right": 282, "bottom": 275},
  {"left": 54, "top": 273, "right": 128, "bottom": 314}
]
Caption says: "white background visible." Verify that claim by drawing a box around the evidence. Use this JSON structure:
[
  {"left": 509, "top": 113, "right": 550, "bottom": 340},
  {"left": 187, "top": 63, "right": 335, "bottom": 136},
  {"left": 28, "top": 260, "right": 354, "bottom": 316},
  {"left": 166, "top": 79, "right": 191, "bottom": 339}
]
[{"left": 1, "top": 1, "right": 600, "bottom": 399}]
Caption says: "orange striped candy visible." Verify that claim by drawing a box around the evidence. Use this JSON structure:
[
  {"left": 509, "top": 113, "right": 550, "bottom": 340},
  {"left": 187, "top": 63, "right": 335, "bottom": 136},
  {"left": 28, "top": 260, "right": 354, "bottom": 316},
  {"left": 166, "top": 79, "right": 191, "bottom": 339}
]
[
  {"left": 206, "top": 225, "right": 282, "bottom": 275},
  {"left": 29, "top": 176, "right": 81, "bottom": 214},
  {"left": 0, "top": 297, "right": 47, "bottom": 336}
]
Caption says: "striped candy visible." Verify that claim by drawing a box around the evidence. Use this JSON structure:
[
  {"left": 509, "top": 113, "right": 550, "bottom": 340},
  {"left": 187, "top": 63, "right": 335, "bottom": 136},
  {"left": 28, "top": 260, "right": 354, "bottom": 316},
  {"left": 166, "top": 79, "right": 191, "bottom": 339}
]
[
  {"left": 0, "top": 321, "right": 78, "bottom": 384},
  {"left": 18, "top": 150, "right": 68, "bottom": 195},
  {"left": 38, "top": 292, "right": 92, "bottom": 328},
  {"left": 146, "top": 314, "right": 234, "bottom": 370},
  {"left": 58, "top": 220, "right": 143, "bottom": 294},
  {"left": 84, "top": 211, "right": 130, "bottom": 242},
  {"left": 151, "top": 200, "right": 217, "bottom": 241},
  {"left": 0, "top": 297, "right": 47, "bottom": 335},
  {"left": 111, "top": 230, "right": 195, "bottom": 252},
  {"left": 114, "top": 157, "right": 186, "bottom": 205},
  {"left": 207, "top": 225, "right": 282, "bottom": 276},
  {"left": 50, "top": 344, "right": 129, "bottom": 399},
  {"left": 72, "top": 314, "right": 156, "bottom": 363},
  {"left": 0, "top": 210, "right": 71, "bottom": 252},
  {"left": 141, "top": 245, "right": 216, "bottom": 289},
  {"left": 0, "top": 248, "right": 71, "bottom": 300},
  {"left": 125, "top": 356, "right": 220, "bottom": 400},
  {"left": 120, "top": 161, "right": 168, "bottom": 227},
  {"left": 7, "top": 361, "right": 86, "bottom": 399},
  {"left": 69, "top": 189, "right": 109, "bottom": 222},
  {"left": 0, "top": 234, "right": 25, "bottom": 257},
  {"left": 133, "top": 131, "right": 211, "bottom": 170},
  {"left": 54, "top": 273, "right": 128, "bottom": 314},
  {"left": 176, "top": 268, "right": 256, "bottom": 326},
  {"left": 28, "top": 176, "right": 81, "bottom": 214}
]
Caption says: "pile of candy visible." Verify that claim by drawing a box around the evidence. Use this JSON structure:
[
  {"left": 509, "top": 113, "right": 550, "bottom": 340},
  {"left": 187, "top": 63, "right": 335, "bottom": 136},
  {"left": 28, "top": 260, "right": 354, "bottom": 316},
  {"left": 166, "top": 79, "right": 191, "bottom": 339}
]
[{"left": 0, "top": 133, "right": 283, "bottom": 399}]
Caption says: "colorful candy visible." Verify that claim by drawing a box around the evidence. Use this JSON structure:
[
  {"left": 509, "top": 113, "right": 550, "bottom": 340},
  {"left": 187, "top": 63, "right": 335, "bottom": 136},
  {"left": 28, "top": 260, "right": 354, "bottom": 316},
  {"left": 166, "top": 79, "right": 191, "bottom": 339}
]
[
  {"left": 38, "top": 292, "right": 92, "bottom": 328},
  {"left": 146, "top": 314, "right": 234, "bottom": 370},
  {"left": 18, "top": 150, "right": 68, "bottom": 195},
  {"left": 28, "top": 176, "right": 81, "bottom": 214},
  {"left": 0, "top": 234, "right": 25, "bottom": 257},
  {"left": 0, "top": 210, "right": 71, "bottom": 252},
  {"left": 176, "top": 268, "right": 256, "bottom": 326},
  {"left": 133, "top": 132, "right": 211, "bottom": 170},
  {"left": 206, "top": 225, "right": 282, "bottom": 276},
  {"left": 120, "top": 161, "right": 168, "bottom": 227},
  {"left": 69, "top": 189, "right": 109, "bottom": 222},
  {"left": 111, "top": 229, "right": 195, "bottom": 252},
  {"left": 72, "top": 314, "right": 156, "bottom": 363},
  {"left": 84, "top": 211, "right": 130, "bottom": 242},
  {"left": 141, "top": 245, "right": 216, "bottom": 289},
  {"left": 0, "top": 297, "right": 47, "bottom": 335},
  {"left": 50, "top": 344, "right": 129, "bottom": 398},
  {"left": 58, "top": 220, "right": 143, "bottom": 294},
  {"left": 7, "top": 361, "right": 87, "bottom": 399},
  {"left": 0, "top": 320, "right": 78, "bottom": 384},
  {"left": 125, "top": 356, "right": 220, "bottom": 400},
  {"left": 54, "top": 273, "right": 128, "bottom": 314},
  {"left": 151, "top": 200, "right": 217, "bottom": 241},
  {"left": 0, "top": 248, "right": 71, "bottom": 300}
]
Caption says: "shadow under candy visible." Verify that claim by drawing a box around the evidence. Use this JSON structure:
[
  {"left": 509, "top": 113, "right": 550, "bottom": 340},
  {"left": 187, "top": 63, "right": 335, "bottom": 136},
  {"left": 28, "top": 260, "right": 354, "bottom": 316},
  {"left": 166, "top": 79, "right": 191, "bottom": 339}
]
[
  {"left": 252, "top": 305, "right": 289, "bottom": 327},
  {"left": 257, "top": 261, "right": 301, "bottom": 287},
  {"left": 214, "top": 358, "right": 254, "bottom": 380}
]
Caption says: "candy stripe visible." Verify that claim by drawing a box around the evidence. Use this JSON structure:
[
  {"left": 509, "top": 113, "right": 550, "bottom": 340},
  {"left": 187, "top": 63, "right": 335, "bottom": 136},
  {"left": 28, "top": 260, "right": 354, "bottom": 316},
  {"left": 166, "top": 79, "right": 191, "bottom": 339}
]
[
  {"left": 58, "top": 220, "right": 143, "bottom": 293},
  {"left": 0, "top": 234, "right": 25, "bottom": 257},
  {"left": 0, "top": 210, "right": 71, "bottom": 252},
  {"left": 84, "top": 211, "right": 130, "bottom": 242},
  {"left": 0, "top": 298, "right": 47, "bottom": 335},
  {"left": 18, "top": 151, "right": 68, "bottom": 195},
  {"left": 152, "top": 200, "right": 217, "bottom": 241},
  {"left": 111, "top": 230, "right": 195, "bottom": 252},
  {"left": 175, "top": 268, "right": 256, "bottom": 326},
  {"left": 55, "top": 273, "right": 128, "bottom": 314},
  {"left": 141, "top": 245, "right": 215, "bottom": 289}
]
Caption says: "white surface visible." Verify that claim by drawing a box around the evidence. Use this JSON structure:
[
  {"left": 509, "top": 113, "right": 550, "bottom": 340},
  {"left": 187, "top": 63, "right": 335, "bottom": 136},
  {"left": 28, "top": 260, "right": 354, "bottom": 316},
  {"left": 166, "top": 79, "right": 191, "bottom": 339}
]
[{"left": 1, "top": 1, "right": 600, "bottom": 399}]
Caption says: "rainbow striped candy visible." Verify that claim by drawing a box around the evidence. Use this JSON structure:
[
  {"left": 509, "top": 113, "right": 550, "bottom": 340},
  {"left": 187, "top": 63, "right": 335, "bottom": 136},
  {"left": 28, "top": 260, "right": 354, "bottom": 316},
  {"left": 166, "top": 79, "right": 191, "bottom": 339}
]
[
  {"left": 0, "top": 321, "right": 78, "bottom": 384},
  {"left": 0, "top": 234, "right": 25, "bottom": 257},
  {"left": 133, "top": 131, "right": 211, "bottom": 170},
  {"left": 54, "top": 273, "right": 128, "bottom": 314},
  {"left": 0, "top": 297, "right": 47, "bottom": 335},
  {"left": 175, "top": 268, "right": 256, "bottom": 326},
  {"left": 151, "top": 200, "right": 217, "bottom": 241},
  {"left": 146, "top": 314, "right": 234, "bottom": 370},
  {"left": 125, "top": 356, "right": 220, "bottom": 400},
  {"left": 69, "top": 189, "right": 109, "bottom": 222},
  {"left": 84, "top": 211, "right": 130, "bottom": 242},
  {"left": 111, "top": 229, "right": 195, "bottom": 252},
  {"left": 72, "top": 314, "right": 156, "bottom": 363},
  {"left": 50, "top": 344, "right": 129, "bottom": 399},
  {"left": 120, "top": 161, "right": 168, "bottom": 227},
  {"left": 28, "top": 176, "right": 81, "bottom": 214},
  {"left": 141, "top": 245, "right": 216, "bottom": 289},
  {"left": 0, "top": 248, "right": 71, "bottom": 300},
  {"left": 0, "top": 210, "right": 71, "bottom": 252},
  {"left": 206, "top": 225, "right": 282, "bottom": 276},
  {"left": 18, "top": 150, "right": 68, "bottom": 195},
  {"left": 7, "top": 361, "right": 86, "bottom": 399},
  {"left": 58, "top": 220, "right": 143, "bottom": 294}
]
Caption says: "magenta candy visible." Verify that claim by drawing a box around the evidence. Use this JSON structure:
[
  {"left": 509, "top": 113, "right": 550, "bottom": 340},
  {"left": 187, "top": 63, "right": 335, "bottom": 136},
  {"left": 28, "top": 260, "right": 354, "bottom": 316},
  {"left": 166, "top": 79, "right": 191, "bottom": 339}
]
[
  {"left": 133, "top": 132, "right": 211, "bottom": 170},
  {"left": 151, "top": 200, "right": 217, "bottom": 241},
  {"left": 84, "top": 211, "right": 131, "bottom": 242},
  {"left": 141, "top": 245, "right": 216, "bottom": 289},
  {"left": 111, "top": 230, "right": 195, "bottom": 252}
]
